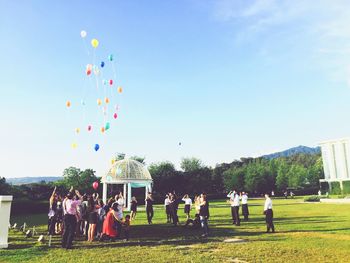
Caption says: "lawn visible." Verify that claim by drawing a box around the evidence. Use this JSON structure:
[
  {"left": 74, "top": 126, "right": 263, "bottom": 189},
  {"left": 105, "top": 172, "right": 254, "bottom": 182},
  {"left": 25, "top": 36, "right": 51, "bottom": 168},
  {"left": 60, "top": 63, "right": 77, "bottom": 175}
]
[{"left": 1, "top": 198, "right": 350, "bottom": 263}]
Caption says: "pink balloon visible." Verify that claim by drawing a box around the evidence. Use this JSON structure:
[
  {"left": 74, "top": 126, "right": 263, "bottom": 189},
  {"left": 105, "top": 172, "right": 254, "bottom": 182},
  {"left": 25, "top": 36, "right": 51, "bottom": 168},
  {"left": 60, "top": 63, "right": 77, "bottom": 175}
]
[
  {"left": 109, "top": 79, "right": 113, "bottom": 85},
  {"left": 87, "top": 125, "right": 92, "bottom": 131},
  {"left": 92, "top": 181, "right": 99, "bottom": 190},
  {"left": 113, "top": 113, "right": 118, "bottom": 119}
]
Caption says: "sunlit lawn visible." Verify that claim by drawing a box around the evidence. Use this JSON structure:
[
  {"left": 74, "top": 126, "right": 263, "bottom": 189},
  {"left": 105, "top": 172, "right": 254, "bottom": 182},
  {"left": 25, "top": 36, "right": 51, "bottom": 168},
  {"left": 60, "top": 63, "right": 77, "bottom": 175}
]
[{"left": 1, "top": 198, "right": 350, "bottom": 263}]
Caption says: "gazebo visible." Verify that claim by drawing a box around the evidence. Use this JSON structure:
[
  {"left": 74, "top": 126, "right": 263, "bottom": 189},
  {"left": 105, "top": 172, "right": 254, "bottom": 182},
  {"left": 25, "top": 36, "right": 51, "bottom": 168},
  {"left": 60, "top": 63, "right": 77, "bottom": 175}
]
[{"left": 101, "top": 158, "right": 153, "bottom": 211}]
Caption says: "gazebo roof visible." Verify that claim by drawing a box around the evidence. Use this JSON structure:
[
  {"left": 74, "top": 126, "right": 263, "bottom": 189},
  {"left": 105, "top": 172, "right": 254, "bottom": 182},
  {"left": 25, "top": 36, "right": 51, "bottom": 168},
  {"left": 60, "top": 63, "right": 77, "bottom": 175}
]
[{"left": 101, "top": 158, "right": 153, "bottom": 184}]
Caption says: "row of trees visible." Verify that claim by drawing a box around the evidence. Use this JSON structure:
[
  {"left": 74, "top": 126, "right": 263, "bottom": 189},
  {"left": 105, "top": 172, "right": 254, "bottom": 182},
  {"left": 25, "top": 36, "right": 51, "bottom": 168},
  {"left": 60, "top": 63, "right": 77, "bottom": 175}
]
[{"left": 0, "top": 153, "right": 324, "bottom": 200}]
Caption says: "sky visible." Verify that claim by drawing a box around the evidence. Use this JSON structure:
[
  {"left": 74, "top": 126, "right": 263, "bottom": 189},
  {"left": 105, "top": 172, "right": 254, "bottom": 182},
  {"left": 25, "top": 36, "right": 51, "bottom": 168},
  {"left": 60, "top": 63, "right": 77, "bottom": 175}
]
[{"left": 2, "top": 0, "right": 350, "bottom": 178}]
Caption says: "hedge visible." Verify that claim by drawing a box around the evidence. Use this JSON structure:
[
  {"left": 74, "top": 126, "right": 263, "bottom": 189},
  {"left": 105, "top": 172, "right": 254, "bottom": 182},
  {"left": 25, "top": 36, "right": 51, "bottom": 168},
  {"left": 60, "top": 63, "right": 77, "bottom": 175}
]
[
  {"left": 342, "top": 181, "right": 350, "bottom": 194},
  {"left": 330, "top": 182, "right": 341, "bottom": 195},
  {"left": 304, "top": 195, "right": 320, "bottom": 202}
]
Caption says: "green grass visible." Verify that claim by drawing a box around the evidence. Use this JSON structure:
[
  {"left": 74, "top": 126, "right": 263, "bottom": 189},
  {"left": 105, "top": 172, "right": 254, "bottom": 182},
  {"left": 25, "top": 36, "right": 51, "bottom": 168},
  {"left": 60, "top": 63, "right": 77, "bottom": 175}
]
[{"left": 1, "top": 198, "right": 350, "bottom": 263}]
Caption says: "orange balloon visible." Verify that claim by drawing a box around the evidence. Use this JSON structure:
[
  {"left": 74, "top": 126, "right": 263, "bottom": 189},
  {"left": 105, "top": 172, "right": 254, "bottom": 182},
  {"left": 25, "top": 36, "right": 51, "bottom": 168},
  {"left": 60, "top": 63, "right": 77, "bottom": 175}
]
[
  {"left": 97, "top": 99, "right": 102, "bottom": 106},
  {"left": 66, "top": 101, "right": 71, "bottom": 108},
  {"left": 117, "top": 86, "right": 123, "bottom": 93},
  {"left": 105, "top": 97, "right": 109, "bottom": 104},
  {"left": 101, "top": 127, "right": 105, "bottom": 133}
]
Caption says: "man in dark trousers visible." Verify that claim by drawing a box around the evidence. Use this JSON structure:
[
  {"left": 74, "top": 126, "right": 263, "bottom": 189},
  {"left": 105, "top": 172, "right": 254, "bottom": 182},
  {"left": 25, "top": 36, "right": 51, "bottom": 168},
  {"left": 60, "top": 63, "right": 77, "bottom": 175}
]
[
  {"left": 264, "top": 193, "right": 275, "bottom": 233},
  {"left": 62, "top": 190, "right": 82, "bottom": 249},
  {"left": 241, "top": 192, "right": 249, "bottom": 221},
  {"left": 145, "top": 192, "right": 154, "bottom": 224}
]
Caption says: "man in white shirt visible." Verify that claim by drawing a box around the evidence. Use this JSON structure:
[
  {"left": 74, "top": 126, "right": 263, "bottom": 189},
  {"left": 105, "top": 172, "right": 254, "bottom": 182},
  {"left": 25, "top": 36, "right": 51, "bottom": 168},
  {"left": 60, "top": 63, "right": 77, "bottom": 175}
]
[
  {"left": 264, "top": 193, "right": 275, "bottom": 233},
  {"left": 227, "top": 190, "right": 240, "bottom": 226},
  {"left": 241, "top": 192, "right": 249, "bottom": 221}
]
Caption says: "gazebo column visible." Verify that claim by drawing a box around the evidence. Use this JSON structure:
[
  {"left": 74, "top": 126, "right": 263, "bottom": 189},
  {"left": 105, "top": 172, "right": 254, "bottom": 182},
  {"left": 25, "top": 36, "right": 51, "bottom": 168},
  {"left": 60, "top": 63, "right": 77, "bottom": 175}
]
[
  {"left": 127, "top": 183, "right": 131, "bottom": 211},
  {"left": 102, "top": 182, "right": 107, "bottom": 204},
  {"left": 123, "top": 183, "right": 127, "bottom": 207}
]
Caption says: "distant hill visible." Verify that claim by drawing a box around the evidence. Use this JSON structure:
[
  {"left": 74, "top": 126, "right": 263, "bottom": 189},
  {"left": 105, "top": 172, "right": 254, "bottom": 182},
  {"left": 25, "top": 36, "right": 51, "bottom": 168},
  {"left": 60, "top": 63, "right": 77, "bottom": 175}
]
[
  {"left": 262, "top": 145, "right": 321, "bottom": 159},
  {"left": 6, "top": 176, "right": 62, "bottom": 185}
]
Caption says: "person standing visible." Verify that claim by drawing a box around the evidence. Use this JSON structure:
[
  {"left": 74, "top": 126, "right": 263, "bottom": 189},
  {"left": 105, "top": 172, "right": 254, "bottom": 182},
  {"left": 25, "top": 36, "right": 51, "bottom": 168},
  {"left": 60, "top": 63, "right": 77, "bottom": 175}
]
[
  {"left": 199, "top": 193, "right": 209, "bottom": 237},
  {"left": 182, "top": 194, "right": 192, "bottom": 221},
  {"left": 164, "top": 195, "right": 171, "bottom": 223},
  {"left": 170, "top": 193, "right": 179, "bottom": 226},
  {"left": 130, "top": 197, "right": 138, "bottom": 220},
  {"left": 264, "top": 193, "right": 275, "bottom": 233},
  {"left": 227, "top": 190, "right": 240, "bottom": 226},
  {"left": 241, "top": 192, "right": 249, "bottom": 221},
  {"left": 87, "top": 195, "right": 100, "bottom": 242},
  {"left": 48, "top": 186, "right": 58, "bottom": 236},
  {"left": 62, "top": 190, "right": 82, "bottom": 249},
  {"left": 145, "top": 192, "right": 154, "bottom": 224}
]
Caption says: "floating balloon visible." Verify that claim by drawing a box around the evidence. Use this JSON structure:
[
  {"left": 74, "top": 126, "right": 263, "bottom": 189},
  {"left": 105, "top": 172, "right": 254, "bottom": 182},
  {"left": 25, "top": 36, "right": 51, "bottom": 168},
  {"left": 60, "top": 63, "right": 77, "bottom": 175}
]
[
  {"left": 101, "top": 61, "right": 105, "bottom": 68},
  {"left": 117, "top": 86, "right": 123, "bottom": 93},
  {"left": 105, "top": 122, "right": 110, "bottom": 130},
  {"left": 103, "top": 79, "right": 107, "bottom": 85},
  {"left": 80, "top": 30, "right": 87, "bottom": 38},
  {"left": 92, "top": 181, "right": 99, "bottom": 190},
  {"left": 109, "top": 79, "right": 113, "bottom": 85},
  {"left": 86, "top": 64, "right": 93, "bottom": 71},
  {"left": 115, "top": 104, "right": 119, "bottom": 111},
  {"left": 105, "top": 97, "right": 109, "bottom": 104},
  {"left": 87, "top": 125, "right": 92, "bottom": 132},
  {"left": 81, "top": 99, "right": 85, "bottom": 106},
  {"left": 91, "top": 38, "right": 99, "bottom": 48},
  {"left": 94, "top": 144, "right": 100, "bottom": 151},
  {"left": 97, "top": 99, "right": 102, "bottom": 106},
  {"left": 75, "top": 128, "right": 80, "bottom": 134},
  {"left": 71, "top": 142, "right": 77, "bottom": 149},
  {"left": 102, "top": 106, "right": 107, "bottom": 115},
  {"left": 111, "top": 159, "right": 115, "bottom": 165},
  {"left": 101, "top": 127, "right": 105, "bottom": 133},
  {"left": 86, "top": 69, "right": 91, "bottom": 76},
  {"left": 94, "top": 67, "right": 100, "bottom": 76},
  {"left": 113, "top": 113, "right": 118, "bottom": 119},
  {"left": 66, "top": 101, "right": 71, "bottom": 108},
  {"left": 108, "top": 54, "right": 113, "bottom": 61}
]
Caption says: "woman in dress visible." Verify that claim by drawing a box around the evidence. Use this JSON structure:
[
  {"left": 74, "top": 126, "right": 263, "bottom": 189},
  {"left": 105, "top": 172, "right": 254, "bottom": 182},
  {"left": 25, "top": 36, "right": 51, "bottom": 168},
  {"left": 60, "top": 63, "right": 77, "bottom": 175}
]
[
  {"left": 101, "top": 203, "right": 119, "bottom": 241},
  {"left": 199, "top": 193, "right": 210, "bottom": 237},
  {"left": 130, "top": 196, "right": 138, "bottom": 220},
  {"left": 87, "top": 196, "right": 100, "bottom": 242}
]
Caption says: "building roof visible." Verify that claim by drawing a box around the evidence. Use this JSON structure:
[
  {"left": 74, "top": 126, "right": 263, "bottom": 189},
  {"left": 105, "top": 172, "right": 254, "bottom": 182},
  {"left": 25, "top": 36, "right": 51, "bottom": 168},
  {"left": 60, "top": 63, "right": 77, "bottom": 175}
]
[{"left": 101, "top": 158, "right": 152, "bottom": 183}]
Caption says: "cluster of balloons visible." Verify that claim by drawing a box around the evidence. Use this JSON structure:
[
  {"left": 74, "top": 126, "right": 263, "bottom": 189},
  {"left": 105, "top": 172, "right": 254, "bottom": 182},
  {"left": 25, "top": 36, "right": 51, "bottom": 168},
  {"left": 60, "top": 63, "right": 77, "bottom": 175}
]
[{"left": 66, "top": 30, "right": 125, "bottom": 152}]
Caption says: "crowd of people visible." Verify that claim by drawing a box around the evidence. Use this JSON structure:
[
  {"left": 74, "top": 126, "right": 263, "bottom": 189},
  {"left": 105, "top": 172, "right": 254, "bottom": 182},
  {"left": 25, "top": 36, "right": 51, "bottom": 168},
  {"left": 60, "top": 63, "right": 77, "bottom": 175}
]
[{"left": 48, "top": 186, "right": 274, "bottom": 249}]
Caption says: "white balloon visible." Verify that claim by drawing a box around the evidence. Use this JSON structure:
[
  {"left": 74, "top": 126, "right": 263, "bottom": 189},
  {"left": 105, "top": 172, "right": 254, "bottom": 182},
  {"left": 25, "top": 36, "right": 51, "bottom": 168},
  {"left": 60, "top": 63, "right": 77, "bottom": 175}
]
[{"left": 80, "top": 30, "right": 87, "bottom": 38}]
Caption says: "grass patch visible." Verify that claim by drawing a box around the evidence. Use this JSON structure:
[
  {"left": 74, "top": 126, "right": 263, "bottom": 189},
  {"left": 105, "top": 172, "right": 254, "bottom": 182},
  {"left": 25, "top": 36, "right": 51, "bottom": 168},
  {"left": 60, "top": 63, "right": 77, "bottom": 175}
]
[{"left": 1, "top": 198, "right": 350, "bottom": 262}]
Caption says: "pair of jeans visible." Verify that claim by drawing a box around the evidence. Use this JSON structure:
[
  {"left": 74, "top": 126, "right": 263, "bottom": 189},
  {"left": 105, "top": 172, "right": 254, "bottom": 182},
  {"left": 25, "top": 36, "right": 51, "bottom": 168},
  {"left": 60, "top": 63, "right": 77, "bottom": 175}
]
[{"left": 200, "top": 216, "right": 209, "bottom": 235}]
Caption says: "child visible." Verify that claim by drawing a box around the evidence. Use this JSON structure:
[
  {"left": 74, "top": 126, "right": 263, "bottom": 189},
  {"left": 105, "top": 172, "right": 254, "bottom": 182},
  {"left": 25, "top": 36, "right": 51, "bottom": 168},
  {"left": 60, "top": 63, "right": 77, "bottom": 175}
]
[
  {"left": 122, "top": 215, "right": 131, "bottom": 241},
  {"left": 130, "top": 197, "right": 138, "bottom": 220}
]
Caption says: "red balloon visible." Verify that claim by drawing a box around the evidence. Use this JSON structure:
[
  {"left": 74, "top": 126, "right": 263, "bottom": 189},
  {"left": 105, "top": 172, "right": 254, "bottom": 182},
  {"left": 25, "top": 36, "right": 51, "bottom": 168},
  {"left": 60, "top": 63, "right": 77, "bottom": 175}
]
[
  {"left": 92, "top": 181, "right": 99, "bottom": 190},
  {"left": 113, "top": 113, "right": 118, "bottom": 119},
  {"left": 86, "top": 69, "right": 92, "bottom": 76},
  {"left": 109, "top": 79, "right": 113, "bottom": 85},
  {"left": 87, "top": 125, "right": 92, "bottom": 131}
]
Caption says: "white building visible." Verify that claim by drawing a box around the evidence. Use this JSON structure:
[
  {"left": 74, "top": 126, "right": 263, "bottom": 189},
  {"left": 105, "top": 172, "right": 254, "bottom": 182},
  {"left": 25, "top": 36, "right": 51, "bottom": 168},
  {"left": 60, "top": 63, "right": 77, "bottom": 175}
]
[{"left": 319, "top": 138, "right": 350, "bottom": 191}]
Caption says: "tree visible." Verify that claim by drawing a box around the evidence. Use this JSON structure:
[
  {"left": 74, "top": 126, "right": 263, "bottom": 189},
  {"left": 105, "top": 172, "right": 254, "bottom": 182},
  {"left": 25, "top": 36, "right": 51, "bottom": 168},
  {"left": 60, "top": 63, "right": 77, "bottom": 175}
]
[
  {"left": 148, "top": 161, "right": 179, "bottom": 194},
  {"left": 180, "top": 157, "right": 204, "bottom": 172},
  {"left": 0, "top": 177, "right": 11, "bottom": 195},
  {"left": 56, "top": 167, "right": 98, "bottom": 193},
  {"left": 130, "top": 156, "right": 145, "bottom": 164},
  {"left": 223, "top": 167, "right": 245, "bottom": 192},
  {"left": 244, "top": 160, "right": 273, "bottom": 194},
  {"left": 276, "top": 160, "right": 289, "bottom": 191},
  {"left": 287, "top": 164, "right": 307, "bottom": 188}
]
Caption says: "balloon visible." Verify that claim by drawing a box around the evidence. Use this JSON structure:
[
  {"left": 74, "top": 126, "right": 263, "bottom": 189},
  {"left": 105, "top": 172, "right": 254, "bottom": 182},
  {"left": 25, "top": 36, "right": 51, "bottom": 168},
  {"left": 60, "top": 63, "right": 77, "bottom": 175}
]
[
  {"left": 102, "top": 106, "right": 107, "bottom": 115},
  {"left": 66, "top": 101, "right": 71, "bottom": 108},
  {"left": 94, "top": 67, "right": 100, "bottom": 75},
  {"left": 105, "top": 122, "right": 110, "bottom": 130},
  {"left": 113, "top": 113, "right": 118, "bottom": 119},
  {"left": 80, "top": 30, "right": 87, "bottom": 38},
  {"left": 86, "top": 69, "right": 91, "bottom": 76},
  {"left": 103, "top": 79, "right": 107, "bottom": 85},
  {"left": 111, "top": 159, "right": 115, "bottom": 165},
  {"left": 81, "top": 99, "right": 85, "bottom": 106},
  {"left": 91, "top": 38, "right": 99, "bottom": 48},
  {"left": 101, "top": 127, "right": 105, "bottom": 133},
  {"left": 105, "top": 97, "right": 109, "bottom": 104},
  {"left": 108, "top": 54, "right": 113, "bottom": 61},
  {"left": 97, "top": 99, "right": 102, "bottom": 106},
  {"left": 101, "top": 61, "right": 105, "bottom": 68},
  {"left": 94, "top": 144, "right": 100, "bottom": 151},
  {"left": 86, "top": 64, "right": 93, "bottom": 71},
  {"left": 75, "top": 128, "right": 80, "bottom": 134},
  {"left": 71, "top": 142, "right": 77, "bottom": 149},
  {"left": 109, "top": 79, "right": 113, "bottom": 85},
  {"left": 87, "top": 125, "right": 92, "bottom": 131},
  {"left": 92, "top": 181, "right": 99, "bottom": 190},
  {"left": 117, "top": 86, "right": 123, "bottom": 93},
  {"left": 115, "top": 104, "right": 119, "bottom": 111}
]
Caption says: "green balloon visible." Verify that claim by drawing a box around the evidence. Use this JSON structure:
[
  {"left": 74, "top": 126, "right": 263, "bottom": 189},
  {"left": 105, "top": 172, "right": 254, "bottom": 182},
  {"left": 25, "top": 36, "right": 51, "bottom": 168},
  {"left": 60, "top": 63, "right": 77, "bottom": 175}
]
[{"left": 105, "top": 122, "right": 110, "bottom": 130}]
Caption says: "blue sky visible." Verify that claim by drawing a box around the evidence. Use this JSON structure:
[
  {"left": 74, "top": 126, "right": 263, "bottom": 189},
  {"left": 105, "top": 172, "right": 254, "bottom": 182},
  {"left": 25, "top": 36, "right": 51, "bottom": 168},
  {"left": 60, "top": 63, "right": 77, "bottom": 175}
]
[{"left": 2, "top": 0, "right": 350, "bottom": 178}]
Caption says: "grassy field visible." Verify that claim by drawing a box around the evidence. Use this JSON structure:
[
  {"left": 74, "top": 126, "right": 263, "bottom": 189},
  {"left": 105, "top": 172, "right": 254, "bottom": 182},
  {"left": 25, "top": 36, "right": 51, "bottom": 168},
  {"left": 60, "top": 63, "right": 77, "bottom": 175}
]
[{"left": 1, "top": 198, "right": 350, "bottom": 263}]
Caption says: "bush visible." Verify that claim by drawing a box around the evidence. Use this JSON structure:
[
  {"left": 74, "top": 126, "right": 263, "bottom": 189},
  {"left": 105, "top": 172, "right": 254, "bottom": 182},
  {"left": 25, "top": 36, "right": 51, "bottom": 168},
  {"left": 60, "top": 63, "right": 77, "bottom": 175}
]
[
  {"left": 330, "top": 182, "right": 341, "bottom": 195},
  {"left": 10, "top": 199, "right": 47, "bottom": 216},
  {"left": 342, "top": 181, "right": 350, "bottom": 194},
  {"left": 304, "top": 195, "right": 320, "bottom": 202}
]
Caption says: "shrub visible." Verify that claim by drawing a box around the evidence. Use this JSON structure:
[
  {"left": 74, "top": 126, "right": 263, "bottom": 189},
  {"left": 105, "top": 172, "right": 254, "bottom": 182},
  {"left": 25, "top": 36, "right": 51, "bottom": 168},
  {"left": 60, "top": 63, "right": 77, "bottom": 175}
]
[
  {"left": 304, "top": 195, "right": 320, "bottom": 202},
  {"left": 342, "top": 181, "right": 350, "bottom": 194},
  {"left": 330, "top": 182, "right": 341, "bottom": 195}
]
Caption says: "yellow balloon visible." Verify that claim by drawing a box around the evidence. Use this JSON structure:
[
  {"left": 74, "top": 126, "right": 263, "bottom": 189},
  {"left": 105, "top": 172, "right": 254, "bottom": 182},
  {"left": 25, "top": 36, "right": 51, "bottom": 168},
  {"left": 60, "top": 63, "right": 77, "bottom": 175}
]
[
  {"left": 91, "top": 38, "right": 99, "bottom": 48},
  {"left": 117, "top": 86, "right": 123, "bottom": 93},
  {"left": 71, "top": 143, "right": 77, "bottom": 149},
  {"left": 111, "top": 159, "right": 115, "bottom": 165},
  {"left": 101, "top": 127, "right": 105, "bottom": 133},
  {"left": 97, "top": 99, "right": 102, "bottom": 106},
  {"left": 75, "top": 128, "right": 80, "bottom": 134}
]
